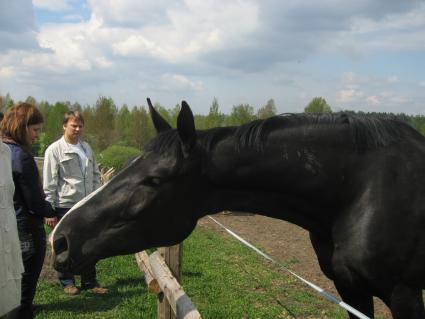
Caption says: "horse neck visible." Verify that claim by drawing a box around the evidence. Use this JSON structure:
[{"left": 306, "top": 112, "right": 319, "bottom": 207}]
[{"left": 200, "top": 127, "right": 351, "bottom": 232}]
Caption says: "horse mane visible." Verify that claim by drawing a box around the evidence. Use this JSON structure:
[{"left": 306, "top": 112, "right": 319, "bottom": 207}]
[
  {"left": 340, "top": 113, "right": 407, "bottom": 150},
  {"left": 145, "top": 113, "right": 410, "bottom": 154},
  {"left": 215, "top": 112, "right": 408, "bottom": 153},
  {"left": 271, "top": 112, "right": 407, "bottom": 151}
]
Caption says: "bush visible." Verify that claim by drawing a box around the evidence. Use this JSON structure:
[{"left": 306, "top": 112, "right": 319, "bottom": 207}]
[{"left": 98, "top": 144, "right": 141, "bottom": 171}]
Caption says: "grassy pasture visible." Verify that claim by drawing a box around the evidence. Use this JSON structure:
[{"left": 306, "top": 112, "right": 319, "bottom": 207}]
[{"left": 34, "top": 225, "right": 354, "bottom": 319}]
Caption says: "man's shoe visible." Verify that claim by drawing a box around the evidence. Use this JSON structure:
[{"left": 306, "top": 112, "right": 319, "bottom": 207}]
[
  {"left": 89, "top": 284, "right": 108, "bottom": 294},
  {"left": 82, "top": 281, "right": 108, "bottom": 293},
  {"left": 63, "top": 284, "right": 80, "bottom": 296}
]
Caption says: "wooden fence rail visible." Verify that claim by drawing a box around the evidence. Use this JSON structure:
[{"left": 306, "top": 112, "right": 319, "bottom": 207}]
[
  {"left": 135, "top": 251, "right": 161, "bottom": 294},
  {"left": 135, "top": 246, "right": 202, "bottom": 319}
]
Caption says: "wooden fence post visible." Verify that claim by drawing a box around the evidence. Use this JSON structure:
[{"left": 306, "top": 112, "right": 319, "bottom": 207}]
[{"left": 157, "top": 244, "right": 183, "bottom": 319}]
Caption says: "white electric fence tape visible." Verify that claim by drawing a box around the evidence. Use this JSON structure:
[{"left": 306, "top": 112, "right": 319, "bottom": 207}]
[{"left": 207, "top": 215, "right": 371, "bottom": 319}]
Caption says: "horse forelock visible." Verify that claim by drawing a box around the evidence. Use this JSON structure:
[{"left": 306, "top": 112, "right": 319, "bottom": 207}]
[{"left": 144, "top": 130, "right": 181, "bottom": 154}]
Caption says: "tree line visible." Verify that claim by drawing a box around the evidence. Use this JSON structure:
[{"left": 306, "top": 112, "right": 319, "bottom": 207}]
[{"left": 1, "top": 93, "right": 425, "bottom": 160}]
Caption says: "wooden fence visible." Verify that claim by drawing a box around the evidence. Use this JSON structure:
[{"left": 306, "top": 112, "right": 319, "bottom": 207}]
[{"left": 135, "top": 244, "right": 202, "bottom": 319}]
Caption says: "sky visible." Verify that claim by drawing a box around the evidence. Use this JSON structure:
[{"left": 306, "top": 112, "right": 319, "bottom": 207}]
[{"left": 0, "top": 0, "right": 424, "bottom": 115}]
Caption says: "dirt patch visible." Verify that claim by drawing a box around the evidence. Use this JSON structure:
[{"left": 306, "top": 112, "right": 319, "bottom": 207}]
[
  {"left": 40, "top": 242, "right": 58, "bottom": 283},
  {"left": 198, "top": 213, "right": 392, "bottom": 319}
]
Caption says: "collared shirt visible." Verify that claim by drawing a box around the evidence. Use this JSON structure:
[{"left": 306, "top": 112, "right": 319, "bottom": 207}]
[{"left": 43, "top": 136, "right": 101, "bottom": 208}]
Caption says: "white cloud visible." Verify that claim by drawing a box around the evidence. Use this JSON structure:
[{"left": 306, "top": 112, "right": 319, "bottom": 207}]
[
  {"left": 0, "top": 66, "right": 16, "bottom": 78},
  {"left": 34, "top": 16, "right": 112, "bottom": 72},
  {"left": 33, "top": 0, "right": 70, "bottom": 11},
  {"left": 94, "top": 56, "right": 113, "bottom": 69},
  {"left": 337, "top": 88, "right": 365, "bottom": 104},
  {"left": 112, "top": 35, "right": 161, "bottom": 58},
  {"left": 340, "top": 72, "right": 402, "bottom": 91},
  {"left": 341, "top": 72, "right": 360, "bottom": 85},
  {"left": 63, "top": 14, "right": 85, "bottom": 21},
  {"left": 88, "top": 0, "right": 173, "bottom": 28},
  {"left": 100, "top": 0, "right": 258, "bottom": 63},
  {"left": 366, "top": 95, "right": 380, "bottom": 105},
  {"left": 336, "top": 87, "right": 411, "bottom": 110},
  {"left": 36, "top": 30, "right": 90, "bottom": 70},
  {"left": 336, "top": 70, "right": 413, "bottom": 110},
  {"left": 419, "top": 81, "right": 425, "bottom": 87},
  {"left": 18, "top": 1, "right": 425, "bottom": 74},
  {"left": 386, "top": 76, "right": 399, "bottom": 83},
  {"left": 22, "top": 0, "right": 261, "bottom": 72},
  {"left": 159, "top": 74, "right": 204, "bottom": 92},
  {"left": 381, "top": 91, "right": 410, "bottom": 104}
]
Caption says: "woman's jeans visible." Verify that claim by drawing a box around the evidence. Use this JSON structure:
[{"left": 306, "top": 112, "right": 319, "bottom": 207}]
[{"left": 7, "top": 224, "right": 46, "bottom": 319}]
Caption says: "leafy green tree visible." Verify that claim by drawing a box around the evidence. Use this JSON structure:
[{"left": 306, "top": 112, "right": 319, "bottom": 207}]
[
  {"left": 80, "top": 105, "right": 97, "bottom": 149},
  {"left": 71, "top": 102, "right": 82, "bottom": 112},
  {"left": 225, "top": 104, "right": 256, "bottom": 126},
  {"left": 205, "top": 97, "right": 225, "bottom": 128},
  {"left": 169, "top": 104, "right": 181, "bottom": 128},
  {"left": 25, "top": 96, "right": 37, "bottom": 106},
  {"left": 194, "top": 114, "right": 205, "bottom": 130},
  {"left": 257, "top": 99, "right": 277, "bottom": 119},
  {"left": 39, "top": 102, "right": 70, "bottom": 154},
  {"left": 304, "top": 97, "right": 332, "bottom": 113},
  {"left": 115, "top": 104, "right": 132, "bottom": 146},
  {"left": 155, "top": 103, "right": 173, "bottom": 127},
  {"left": 129, "top": 106, "right": 154, "bottom": 149},
  {"left": 92, "top": 96, "right": 117, "bottom": 151},
  {"left": 0, "top": 93, "right": 14, "bottom": 113},
  {"left": 409, "top": 115, "right": 425, "bottom": 135},
  {"left": 38, "top": 101, "right": 51, "bottom": 122}
]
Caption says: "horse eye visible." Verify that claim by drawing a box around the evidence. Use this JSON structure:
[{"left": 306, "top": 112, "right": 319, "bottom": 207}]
[{"left": 142, "top": 177, "right": 161, "bottom": 187}]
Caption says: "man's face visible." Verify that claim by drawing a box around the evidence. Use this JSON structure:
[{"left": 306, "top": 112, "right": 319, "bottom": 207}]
[{"left": 63, "top": 118, "right": 84, "bottom": 143}]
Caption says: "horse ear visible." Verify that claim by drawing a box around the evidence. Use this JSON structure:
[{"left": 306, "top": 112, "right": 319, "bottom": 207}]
[
  {"left": 147, "top": 98, "right": 172, "bottom": 133},
  {"left": 177, "top": 101, "right": 196, "bottom": 156}
]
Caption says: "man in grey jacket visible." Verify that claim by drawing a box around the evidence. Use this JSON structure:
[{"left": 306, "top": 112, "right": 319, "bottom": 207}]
[{"left": 43, "top": 111, "right": 107, "bottom": 296}]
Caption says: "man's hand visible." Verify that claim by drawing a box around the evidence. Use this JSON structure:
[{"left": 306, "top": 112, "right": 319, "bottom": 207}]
[{"left": 45, "top": 217, "right": 58, "bottom": 228}]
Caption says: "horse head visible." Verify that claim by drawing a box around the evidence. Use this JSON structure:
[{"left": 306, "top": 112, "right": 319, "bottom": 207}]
[{"left": 52, "top": 99, "right": 204, "bottom": 273}]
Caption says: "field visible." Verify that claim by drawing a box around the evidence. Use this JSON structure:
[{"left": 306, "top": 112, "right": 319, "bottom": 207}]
[
  {"left": 35, "top": 215, "right": 393, "bottom": 319},
  {"left": 200, "top": 214, "right": 393, "bottom": 318}
]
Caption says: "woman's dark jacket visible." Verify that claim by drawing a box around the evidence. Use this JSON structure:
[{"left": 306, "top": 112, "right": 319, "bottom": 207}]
[{"left": 4, "top": 142, "right": 55, "bottom": 229}]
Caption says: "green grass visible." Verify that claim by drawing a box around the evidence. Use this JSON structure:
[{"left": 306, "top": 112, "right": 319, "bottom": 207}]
[
  {"left": 35, "top": 255, "right": 157, "bottom": 319},
  {"left": 35, "top": 225, "right": 348, "bottom": 318}
]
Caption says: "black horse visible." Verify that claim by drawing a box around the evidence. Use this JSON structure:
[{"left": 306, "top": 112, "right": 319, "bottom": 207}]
[{"left": 52, "top": 99, "right": 425, "bottom": 318}]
